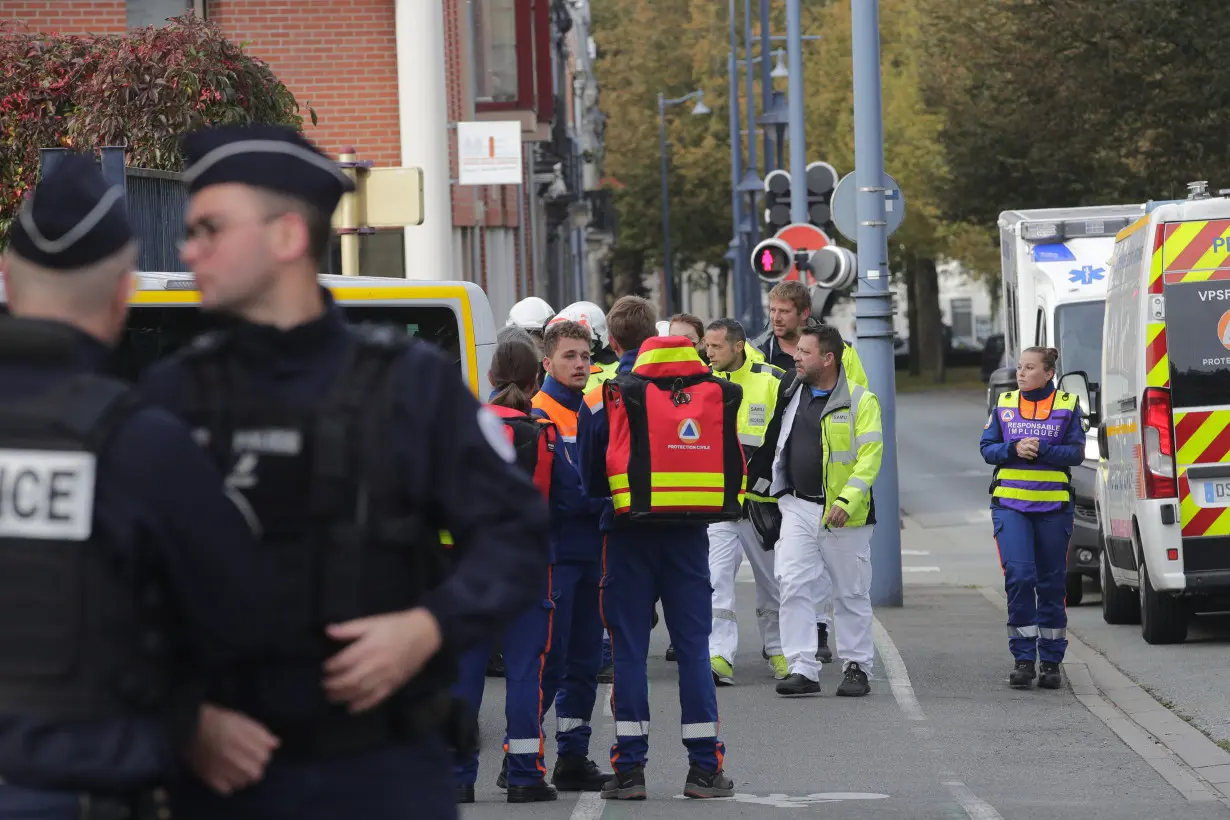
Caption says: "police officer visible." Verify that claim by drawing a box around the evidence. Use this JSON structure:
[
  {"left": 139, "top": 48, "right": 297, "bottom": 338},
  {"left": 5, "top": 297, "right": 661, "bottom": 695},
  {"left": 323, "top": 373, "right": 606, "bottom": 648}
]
[
  {"left": 138, "top": 125, "right": 551, "bottom": 819},
  {"left": 703, "top": 318, "right": 788, "bottom": 684},
  {"left": 577, "top": 296, "right": 734, "bottom": 801},
  {"left": 0, "top": 154, "right": 272, "bottom": 819}
]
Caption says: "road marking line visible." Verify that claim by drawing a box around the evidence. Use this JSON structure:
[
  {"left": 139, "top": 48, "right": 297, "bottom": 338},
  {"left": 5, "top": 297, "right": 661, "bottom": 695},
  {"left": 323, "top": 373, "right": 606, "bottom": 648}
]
[
  {"left": 871, "top": 616, "right": 925, "bottom": 721},
  {"left": 570, "top": 791, "right": 605, "bottom": 819},
  {"left": 903, "top": 566, "right": 941, "bottom": 573},
  {"left": 602, "top": 683, "right": 612, "bottom": 717},
  {"left": 943, "top": 779, "right": 1005, "bottom": 820},
  {"left": 902, "top": 549, "right": 930, "bottom": 555}
]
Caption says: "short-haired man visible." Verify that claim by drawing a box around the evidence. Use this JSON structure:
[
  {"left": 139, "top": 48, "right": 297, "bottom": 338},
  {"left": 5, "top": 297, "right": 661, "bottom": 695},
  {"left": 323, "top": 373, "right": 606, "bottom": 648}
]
[
  {"left": 532, "top": 321, "right": 612, "bottom": 792},
  {"left": 577, "top": 296, "right": 733, "bottom": 800},
  {"left": 703, "top": 318, "right": 788, "bottom": 684},
  {"left": 748, "top": 325, "right": 883, "bottom": 698}
]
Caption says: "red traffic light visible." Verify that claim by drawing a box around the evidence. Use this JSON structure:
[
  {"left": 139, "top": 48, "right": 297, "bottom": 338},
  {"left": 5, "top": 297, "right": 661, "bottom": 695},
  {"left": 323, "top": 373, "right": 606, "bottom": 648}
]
[{"left": 750, "top": 238, "right": 794, "bottom": 284}]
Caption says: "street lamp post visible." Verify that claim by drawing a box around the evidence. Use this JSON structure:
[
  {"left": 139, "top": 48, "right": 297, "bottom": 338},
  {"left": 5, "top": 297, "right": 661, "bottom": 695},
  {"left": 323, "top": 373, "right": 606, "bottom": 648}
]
[{"left": 658, "top": 89, "right": 709, "bottom": 318}]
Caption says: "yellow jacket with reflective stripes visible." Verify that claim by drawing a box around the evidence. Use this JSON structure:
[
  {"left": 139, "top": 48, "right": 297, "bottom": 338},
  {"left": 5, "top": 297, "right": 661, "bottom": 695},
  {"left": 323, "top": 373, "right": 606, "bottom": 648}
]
[
  {"left": 819, "top": 379, "right": 883, "bottom": 526},
  {"left": 712, "top": 353, "right": 785, "bottom": 453},
  {"left": 585, "top": 360, "right": 619, "bottom": 393}
]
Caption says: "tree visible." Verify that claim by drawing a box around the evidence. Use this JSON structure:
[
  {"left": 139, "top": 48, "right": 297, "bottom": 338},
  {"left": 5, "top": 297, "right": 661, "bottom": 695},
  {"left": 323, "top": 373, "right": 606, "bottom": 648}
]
[{"left": 0, "top": 13, "right": 309, "bottom": 248}]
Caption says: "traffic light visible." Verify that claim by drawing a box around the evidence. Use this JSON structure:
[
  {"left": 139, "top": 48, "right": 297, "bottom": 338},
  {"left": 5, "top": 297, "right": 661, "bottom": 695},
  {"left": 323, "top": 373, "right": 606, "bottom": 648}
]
[
  {"left": 762, "top": 170, "right": 791, "bottom": 236},
  {"left": 807, "top": 245, "right": 857, "bottom": 290},
  {"left": 749, "top": 237, "right": 794, "bottom": 284},
  {"left": 804, "top": 161, "right": 838, "bottom": 231}
]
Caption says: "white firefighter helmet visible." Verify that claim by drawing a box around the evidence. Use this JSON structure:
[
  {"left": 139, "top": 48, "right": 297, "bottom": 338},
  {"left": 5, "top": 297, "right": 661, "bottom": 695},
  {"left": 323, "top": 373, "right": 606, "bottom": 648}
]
[
  {"left": 506, "top": 296, "right": 555, "bottom": 332},
  {"left": 549, "top": 300, "right": 610, "bottom": 349}
]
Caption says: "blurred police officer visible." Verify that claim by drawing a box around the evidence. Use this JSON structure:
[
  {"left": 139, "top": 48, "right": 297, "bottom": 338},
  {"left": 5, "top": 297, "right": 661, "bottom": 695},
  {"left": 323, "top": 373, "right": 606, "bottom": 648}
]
[
  {"left": 138, "top": 125, "right": 552, "bottom": 819},
  {"left": 0, "top": 154, "right": 272, "bottom": 819}
]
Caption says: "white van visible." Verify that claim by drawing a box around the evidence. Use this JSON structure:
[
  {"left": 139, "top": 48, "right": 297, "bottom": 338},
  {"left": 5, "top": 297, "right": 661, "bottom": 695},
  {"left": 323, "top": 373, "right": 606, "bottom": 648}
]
[
  {"left": 1, "top": 272, "right": 499, "bottom": 397},
  {"left": 1066, "top": 184, "right": 1230, "bottom": 644}
]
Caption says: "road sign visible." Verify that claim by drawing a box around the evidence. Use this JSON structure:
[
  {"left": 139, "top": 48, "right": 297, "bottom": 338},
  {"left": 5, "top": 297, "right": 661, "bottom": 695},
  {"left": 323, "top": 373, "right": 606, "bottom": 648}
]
[
  {"left": 457, "top": 121, "right": 523, "bottom": 185},
  {"left": 775, "top": 222, "right": 831, "bottom": 284},
  {"left": 830, "top": 171, "right": 905, "bottom": 242}
]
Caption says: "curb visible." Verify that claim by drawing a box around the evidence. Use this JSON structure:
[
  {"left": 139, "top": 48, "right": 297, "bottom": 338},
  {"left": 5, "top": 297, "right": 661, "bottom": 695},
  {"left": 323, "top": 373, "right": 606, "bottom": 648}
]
[{"left": 976, "top": 587, "right": 1230, "bottom": 806}]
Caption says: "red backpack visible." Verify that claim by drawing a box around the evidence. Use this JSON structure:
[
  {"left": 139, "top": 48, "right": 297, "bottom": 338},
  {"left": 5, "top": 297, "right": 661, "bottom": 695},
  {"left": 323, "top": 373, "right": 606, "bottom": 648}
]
[{"left": 486, "top": 404, "right": 557, "bottom": 498}]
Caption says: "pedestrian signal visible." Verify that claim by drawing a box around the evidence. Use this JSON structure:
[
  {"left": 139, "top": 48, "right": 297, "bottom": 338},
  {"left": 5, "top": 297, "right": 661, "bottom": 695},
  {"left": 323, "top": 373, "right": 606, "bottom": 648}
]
[
  {"left": 809, "top": 245, "right": 858, "bottom": 291},
  {"left": 762, "top": 171, "right": 792, "bottom": 236},
  {"left": 750, "top": 238, "right": 794, "bottom": 284}
]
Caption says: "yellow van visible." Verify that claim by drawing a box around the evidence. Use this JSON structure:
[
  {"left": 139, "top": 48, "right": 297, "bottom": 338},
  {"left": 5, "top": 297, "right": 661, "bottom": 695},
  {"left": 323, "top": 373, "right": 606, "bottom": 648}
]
[{"left": 1, "top": 272, "right": 498, "bottom": 397}]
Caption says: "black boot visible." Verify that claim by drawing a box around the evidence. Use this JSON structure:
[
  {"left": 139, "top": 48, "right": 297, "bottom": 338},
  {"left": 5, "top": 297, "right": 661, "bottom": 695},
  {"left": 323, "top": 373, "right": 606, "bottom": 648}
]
[
  {"left": 496, "top": 755, "right": 508, "bottom": 789},
  {"left": 601, "top": 765, "right": 647, "bottom": 800},
  {"left": 1038, "top": 661, "right": 1063, "bottom": 690},
  {"left": 455, "top": 784, "right": 475, "bottom": 804},
  {"left": 1009, "top": 659, "right": 1036, "bottom": 688},
  {"left": 665, "top": 644, "right": 676, "bottom": 661},
  {"left": 596, "top": 663, "right": 614, "bottom": 684},
  {"left": 486, "top": 648, "right": 505, "bottom": 678},
  {"left": 552, "top": 755, "right": 612, "bottom": 791},
  {"left": 507, "top": 779, "right": 558, "bottom": 803},
  {"left": 816, "top": 623, "right": 834, "bottom": 664},
  {"left": 684, "top": 764, "right": 735, "bottom": 799}
]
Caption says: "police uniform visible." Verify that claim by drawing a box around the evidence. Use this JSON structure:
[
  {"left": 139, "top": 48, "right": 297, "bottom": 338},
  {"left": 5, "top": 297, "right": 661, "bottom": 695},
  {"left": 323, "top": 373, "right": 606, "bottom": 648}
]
[
  {"left": 0, "top": 154, "right": 273, "bottom": 819},
  {"left": 138, "top": 125, "right": 552, "bottom": 820},
  {"left": 980, "top": 385, "right": 1085, "bottom": 688},
  {"left": 577, "top": 338, "right": 736, "bottom": 800}
]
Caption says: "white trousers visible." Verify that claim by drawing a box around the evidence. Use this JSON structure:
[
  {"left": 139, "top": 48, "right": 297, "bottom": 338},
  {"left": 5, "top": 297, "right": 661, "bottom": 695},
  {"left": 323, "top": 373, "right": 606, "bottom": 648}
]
[
  {"left": 708, "top": 518, "right": 780, "bottom": 661},
  {"left": 775, "top": 494, "right": 875, "bottom": 681}
]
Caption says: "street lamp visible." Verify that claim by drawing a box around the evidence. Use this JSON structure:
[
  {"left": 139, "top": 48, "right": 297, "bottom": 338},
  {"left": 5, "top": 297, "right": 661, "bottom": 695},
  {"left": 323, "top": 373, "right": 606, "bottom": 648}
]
[{"left": 658, "top": 89, "right": 709, "bottom": 317}]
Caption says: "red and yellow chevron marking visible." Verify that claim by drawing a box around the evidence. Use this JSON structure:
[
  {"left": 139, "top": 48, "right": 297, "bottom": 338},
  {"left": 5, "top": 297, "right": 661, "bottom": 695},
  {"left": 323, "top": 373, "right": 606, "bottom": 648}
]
[
  {"left": 1144, "top": 322, "right": 1169, "bottom": 388},
  {"left": 1161, "top": 218, "right": 1230, "bottom": 270},
  {"left": 1174, "top": 409, "right": 1230, "bottom": 537}
]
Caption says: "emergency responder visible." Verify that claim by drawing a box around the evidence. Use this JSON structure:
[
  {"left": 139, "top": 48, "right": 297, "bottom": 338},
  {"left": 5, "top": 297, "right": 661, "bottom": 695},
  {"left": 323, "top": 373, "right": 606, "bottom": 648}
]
[
  {"left": 506, "top": 296, "right": 555, "bottom": 358},
  {"left": 577, "top": 295, "right": 735, "bottom": 801},
  {"left": 139, "top": 124, "right": 551, "bottom": 820},
  {"left": 532, "top": 320, "right": 612, "bottom": 792},
  {"left": 669, "top": 312, "right": 708, "bottom": 364},
  {"left": 703, "top": 318, "right": 788, "bottom": 684},
  {"left": 0, "top": 153, "right": 272, "bottom": 819},
  {"left": 748, "top": 325, "right": 883, "bottom": 698},
  {"left": 980, "top": 346, "right": 1084, "bottom": 690},
  {"left": 455, "top": 330, "right": 561, "bottom": 804}
]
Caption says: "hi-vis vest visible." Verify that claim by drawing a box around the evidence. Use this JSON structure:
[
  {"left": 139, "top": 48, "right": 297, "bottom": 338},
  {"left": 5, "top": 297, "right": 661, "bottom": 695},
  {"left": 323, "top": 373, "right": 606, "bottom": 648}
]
[
  {"left": 585, "top": 360, "right": 619, "bottom": 393},
  {"left": 604, "top": 336, "right": 746, "bottom": 524},
  {"left": 713, "top": 356, "right": 784, "bottom": 458},
  {"left": 991, "top": 389, "right": 1079, "bottom": 514},
  {"left": 486, "top": 404, "right": 557, "bottom": 498}
]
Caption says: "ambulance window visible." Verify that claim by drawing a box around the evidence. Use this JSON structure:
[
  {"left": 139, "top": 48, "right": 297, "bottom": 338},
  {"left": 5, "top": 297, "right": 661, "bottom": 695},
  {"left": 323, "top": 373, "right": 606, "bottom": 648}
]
[
  {"left": 1163, "top": 281, "right": 1230, "bottom": 408},
  {"left": 1055, "top": 301, "right": 1104, "bottom": 384},
  {"left": 1004, "top": 285, "right": 1018, "bottom": 355},
  {"left": 1035, "top": 308, "right": 1047, "bottom": 347}
]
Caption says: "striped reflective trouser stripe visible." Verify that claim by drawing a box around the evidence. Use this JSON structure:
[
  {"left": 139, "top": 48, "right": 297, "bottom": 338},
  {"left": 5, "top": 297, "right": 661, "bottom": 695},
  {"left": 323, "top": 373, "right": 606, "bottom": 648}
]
[
  {"left": 616, "top": 720, "right": 649, "bottom": 737},
  {"left": 557, "top": 717, "right": 589, "bottom": 732},
  {"left": 1039, "top": 627, "right": 1066, "bottom": 640},
  {"left": 712, "top": 608, "right": 736, "bottom": 622},
  {"left": 681, "top": 722, "right": 718, "bottom": 739},
  {"left": 1008, "top": 625, "right": 1039, "bottom": 638},
  {"left": 506, "top": 737, "right": 542, "bottom": 754}
]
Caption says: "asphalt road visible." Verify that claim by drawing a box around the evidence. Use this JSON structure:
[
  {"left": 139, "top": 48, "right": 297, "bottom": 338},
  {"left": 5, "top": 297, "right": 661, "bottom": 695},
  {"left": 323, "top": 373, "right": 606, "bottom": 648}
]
[{"left": 457, "top": 387, "right": 1230, "bottom": 819}]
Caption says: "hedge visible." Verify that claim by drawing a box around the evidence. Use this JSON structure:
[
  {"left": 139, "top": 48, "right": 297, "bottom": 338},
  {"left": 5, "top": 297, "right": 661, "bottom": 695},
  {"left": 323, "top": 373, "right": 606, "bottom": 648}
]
[{"left": 0, "top": 12, "right": 313, "bottom": 248}]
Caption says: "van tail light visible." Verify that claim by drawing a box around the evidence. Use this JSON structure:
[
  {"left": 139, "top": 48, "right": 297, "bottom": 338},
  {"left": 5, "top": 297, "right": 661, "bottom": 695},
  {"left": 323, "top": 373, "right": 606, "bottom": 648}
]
[{"left": 1141, "top": 387, "right": 1176, "bottom": 498}]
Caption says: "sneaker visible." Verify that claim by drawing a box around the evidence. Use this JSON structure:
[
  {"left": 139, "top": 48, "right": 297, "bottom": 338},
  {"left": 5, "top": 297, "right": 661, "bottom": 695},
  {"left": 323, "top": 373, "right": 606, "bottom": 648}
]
[
  {"left": 815, "top": 623, "right": 833, "bottom": 664},
  {"left": 507, "top": 780, "right": 558, "bottom": 803},
  {"left": 600, "top": 766, "right": 647, "bottom": 800},
  {"left": 1038, "top": 661, "right": 1063, "bottom": 690},
  {"left": 710, "top": 656, "right": 734, "bottom": 686},
  {"left": 1008, "top": 659, "right": 1036, "bottom": 688},
  {"left": 767, "top": 654, "right": 789, "bottom": 680},
  {"left": 836, "top": 662, "right": 871, "bottom": 697},
  {"left": 665, "top": 644, "right": 676, "bottom": 662},
  {"left": 596, "top": 663, "right": 614, "bottom": 685},
  {"left": 552, "top": 755, "right": 610, "bottom": 791},
  {"left": 683, "top": 764, "right": 735, "bottom": 799},
  {"left": 455, "top": 784, "right": 475, "bottom": 804},
  {"left": 775, "top": 672, "right": 820, "bottom": 697}
]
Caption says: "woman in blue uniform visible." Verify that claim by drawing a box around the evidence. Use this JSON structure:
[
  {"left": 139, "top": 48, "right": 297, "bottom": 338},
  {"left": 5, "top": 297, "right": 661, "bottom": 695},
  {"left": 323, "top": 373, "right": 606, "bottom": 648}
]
[{"left": 980, "top": 347, "right": 1085, "bottom": 689}]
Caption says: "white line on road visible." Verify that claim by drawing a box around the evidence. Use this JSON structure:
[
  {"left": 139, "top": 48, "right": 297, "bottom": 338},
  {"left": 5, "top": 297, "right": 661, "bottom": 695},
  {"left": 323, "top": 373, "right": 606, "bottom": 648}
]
[
  {"left": 903, "top": 566, "right": 941, "bottom": 573},
  {"left": 570, "top": 792, "right": 605, "bottom": 820},
  {"left": 902, "top": 549, "right": 930, "bottom": 556},
  {"left": 943, "top": 779, "right": 1005, "bottom": 820},
  {"left": 871, "top": 616, "right": 925, "bottom": 721}
]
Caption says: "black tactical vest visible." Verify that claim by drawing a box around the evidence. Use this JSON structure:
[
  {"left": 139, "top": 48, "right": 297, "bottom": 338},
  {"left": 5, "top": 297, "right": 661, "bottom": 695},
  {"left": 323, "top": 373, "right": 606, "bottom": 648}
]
[
  {"left": 177, "top": 323, "right": 452, "bottom": 749},
  {"left": 0, "top": 328, "right": 172, "bottom": 721}
]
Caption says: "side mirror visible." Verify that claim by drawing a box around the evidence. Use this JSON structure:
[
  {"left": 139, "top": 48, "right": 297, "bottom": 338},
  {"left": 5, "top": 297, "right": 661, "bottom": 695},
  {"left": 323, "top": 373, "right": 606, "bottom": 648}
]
[{"left": 1059, "top": 370, "right": 1100, "bottom": 427}]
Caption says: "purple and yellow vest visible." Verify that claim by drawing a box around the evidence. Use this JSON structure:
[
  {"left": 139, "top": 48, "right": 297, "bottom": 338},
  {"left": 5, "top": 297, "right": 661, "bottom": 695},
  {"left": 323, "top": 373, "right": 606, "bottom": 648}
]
[{"left": 992, "top": 389, "right": 1079, "bottom": 514}]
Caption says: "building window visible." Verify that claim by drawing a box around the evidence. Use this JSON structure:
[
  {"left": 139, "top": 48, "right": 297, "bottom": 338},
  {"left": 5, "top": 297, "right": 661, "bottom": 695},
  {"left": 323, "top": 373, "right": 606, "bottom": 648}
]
[
  {"left": 474, "top": 0, "right": 520, "bottom": 104},
  {"left": 951, "top": 297, "right": 973, "bottom": 340},
  {"left": 127, "top": 0, "right": 191, "bottom": 29}
]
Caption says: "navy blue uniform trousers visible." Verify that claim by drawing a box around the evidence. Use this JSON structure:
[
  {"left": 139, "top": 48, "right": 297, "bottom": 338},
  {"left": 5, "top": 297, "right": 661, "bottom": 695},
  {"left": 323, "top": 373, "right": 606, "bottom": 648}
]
[
  {"left": 993, "top": 506, "right": 1073, "bottom": 663},
  {"left": 541, "top": 558, "right": 604, "bottom": 758},
  {"left": 452, "top": 570, "right": 555, "bottom": 787},
  {"left": 601, "top": 527, "right": 723, "bottom": 772}
]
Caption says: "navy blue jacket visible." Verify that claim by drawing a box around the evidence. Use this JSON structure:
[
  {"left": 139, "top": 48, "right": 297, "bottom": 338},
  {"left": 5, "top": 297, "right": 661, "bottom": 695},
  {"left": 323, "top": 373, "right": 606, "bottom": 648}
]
[
  {"left": 0, "top": 319, "right": 272, "bottom": 793},
  {"left": 531, "top": 375, "right": 603, "bottom": 563},
  {"left": 979, "top": 382, "right": 1086, "bottom": 468},
  {"left": 139, "top": 292, "right": 551, "bottom": 676}
]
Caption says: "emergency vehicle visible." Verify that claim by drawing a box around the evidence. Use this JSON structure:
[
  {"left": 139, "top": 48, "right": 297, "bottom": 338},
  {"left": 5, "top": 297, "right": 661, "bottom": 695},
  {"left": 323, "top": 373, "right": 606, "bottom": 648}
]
[
  {"left": 1078, "top": 183, "right": 1230, "bottom": 644},
  {"left": 0, "top": 272, "right": 499, "bottom": 397},
  {"left": 996, "top": 204, "right": 1146, "bottom": 604}
]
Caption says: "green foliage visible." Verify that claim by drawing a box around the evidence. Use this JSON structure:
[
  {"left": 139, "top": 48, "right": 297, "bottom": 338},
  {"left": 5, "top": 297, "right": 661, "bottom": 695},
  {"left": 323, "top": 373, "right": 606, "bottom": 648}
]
[{"left": 0, "top": 13, "right": 309, "bottom": 248}]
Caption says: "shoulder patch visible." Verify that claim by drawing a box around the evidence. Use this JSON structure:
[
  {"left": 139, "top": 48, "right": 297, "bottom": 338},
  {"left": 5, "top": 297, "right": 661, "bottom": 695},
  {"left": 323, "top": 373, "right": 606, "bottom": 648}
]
[
  {"left": 984, "top": 413, "right": 993, "bottom": 429},
  {"left": 477, "top": 407, "right": 517, "bottom": 464}
]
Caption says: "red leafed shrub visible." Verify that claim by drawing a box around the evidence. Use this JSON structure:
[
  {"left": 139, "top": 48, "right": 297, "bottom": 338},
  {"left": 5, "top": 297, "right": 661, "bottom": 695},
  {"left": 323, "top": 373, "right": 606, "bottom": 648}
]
[{"left": 0, "top": 13, "right": 314, "bottom": 248}]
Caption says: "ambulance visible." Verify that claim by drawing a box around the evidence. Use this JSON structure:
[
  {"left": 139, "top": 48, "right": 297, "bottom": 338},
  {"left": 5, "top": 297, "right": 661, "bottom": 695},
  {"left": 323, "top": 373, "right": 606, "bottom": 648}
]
[
  {"left": 996, "top": 204, "right": 1146, "bottom": 604},
  {"left": 1072, "top": 182, "right": 1230, "bottom": 644},
  {"left": 0, "top": 272, "right": 499, "bottom": 397}
]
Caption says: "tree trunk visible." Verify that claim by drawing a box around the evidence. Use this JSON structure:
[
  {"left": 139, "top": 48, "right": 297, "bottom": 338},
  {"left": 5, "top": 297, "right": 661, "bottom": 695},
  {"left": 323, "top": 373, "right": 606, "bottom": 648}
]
[
  {"left": 905, "top": 253, "right": 921, "bottom": 376},
  {"left": 915, "top": 256, "right": 946, "bottom": 383}
]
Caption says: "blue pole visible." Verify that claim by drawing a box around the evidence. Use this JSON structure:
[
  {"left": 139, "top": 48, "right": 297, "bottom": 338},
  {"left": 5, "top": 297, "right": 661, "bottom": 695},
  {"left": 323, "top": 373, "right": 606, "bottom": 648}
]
[
  {"left": 785, "top": 0, "right": 806, "bottom": 223},
  {"left": 851, "top": 0, "right": 902, "bottom": 607},
  {"left": 743, "top": 0, "right": 763, "bottom": 333},
  {"left": 729, "top": 0, "right": 748, "bottom": 328},
  {"left": 759, "top": 0, "right": 774, "bottom": 171},
  {"left": 658, "top": 93, "right": 674, "bottom": 318}
]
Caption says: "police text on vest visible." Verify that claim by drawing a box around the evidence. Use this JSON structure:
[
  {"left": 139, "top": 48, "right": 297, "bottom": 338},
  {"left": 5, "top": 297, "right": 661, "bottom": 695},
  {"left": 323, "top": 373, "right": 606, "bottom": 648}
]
[{"left": 0, "top": 449, "right": 95, "bottom": 540}]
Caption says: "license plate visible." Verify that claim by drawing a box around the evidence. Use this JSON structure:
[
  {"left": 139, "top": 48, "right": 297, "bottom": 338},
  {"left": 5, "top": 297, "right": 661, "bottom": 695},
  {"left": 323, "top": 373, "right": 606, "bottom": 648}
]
[{"left": 1199, "top": 479, "right": 1230, "bottom": 507}]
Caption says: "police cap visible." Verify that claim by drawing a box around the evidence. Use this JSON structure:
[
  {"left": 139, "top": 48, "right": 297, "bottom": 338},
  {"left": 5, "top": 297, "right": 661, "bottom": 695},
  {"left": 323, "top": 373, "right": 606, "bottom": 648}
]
[
  {"left": 6, "top": 153, "right": 134, "bottom": 271},
  {"left": 180, "top": 124, "right": 355, "bottom": 215}
]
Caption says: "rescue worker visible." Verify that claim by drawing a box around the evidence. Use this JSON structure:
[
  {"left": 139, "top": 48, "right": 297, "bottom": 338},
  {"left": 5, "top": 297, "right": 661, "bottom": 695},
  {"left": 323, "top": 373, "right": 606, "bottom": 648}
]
[
  {"left": 0, "top": 154, "right": 272, "bottom": 819},
  {"left": 532, "top": 320, "right": 612, "bottom": 792},
  {"left": 748, "top": 325, "right": 883, "bottom": 698},
  {"left": 455, "top": 331, "right": 562, "bottom": 804},
  {"left": 577, "top": 295, "right": 735, "bottom": 801},
  {"left": 669, "top": 312, "right": 708, "bottom": 364},
  {"left": 979, "top": 346, "right": 1084, "bottom": 690},
  {"left": 139, "top": 124, "right": 551, "bottom": 820},
  {"left": 506, "top": 296, "right": 555, "bottom": 359},
  {"left": 703, "top": 318, "right": 788, "bottom": 684}
]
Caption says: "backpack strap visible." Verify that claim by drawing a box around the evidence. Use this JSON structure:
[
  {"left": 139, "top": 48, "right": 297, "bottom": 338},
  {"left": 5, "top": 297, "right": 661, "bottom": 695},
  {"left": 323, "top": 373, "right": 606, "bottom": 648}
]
[{"left": 531, "top": 419, "right": 557, "bottom": 498}]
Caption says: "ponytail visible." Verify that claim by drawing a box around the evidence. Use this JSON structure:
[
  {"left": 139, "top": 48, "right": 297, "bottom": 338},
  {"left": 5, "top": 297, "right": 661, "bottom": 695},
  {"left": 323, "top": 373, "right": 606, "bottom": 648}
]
[{"left": 489, "top": 333, "right": 540, "bottom": 414}]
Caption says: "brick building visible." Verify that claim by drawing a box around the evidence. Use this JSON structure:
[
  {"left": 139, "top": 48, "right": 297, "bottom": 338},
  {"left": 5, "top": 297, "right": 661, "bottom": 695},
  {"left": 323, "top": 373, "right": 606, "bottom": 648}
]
[{"left": 1, "top": 0, "right": 613, "bottom": 322}]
